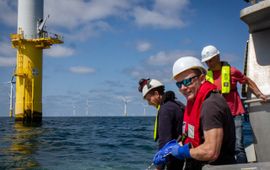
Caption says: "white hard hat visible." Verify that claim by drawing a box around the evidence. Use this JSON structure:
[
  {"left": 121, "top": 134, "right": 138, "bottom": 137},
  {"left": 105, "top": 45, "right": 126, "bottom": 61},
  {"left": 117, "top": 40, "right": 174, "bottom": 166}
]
[
  {"left": 201, "top": 45, "right": 220, "bottom": 62},
  {"left": 142, "top": 79, "right": 164, "bottom": 98},
  {"left": 172, "top": 56, "right": 206, "bottom": 79}
]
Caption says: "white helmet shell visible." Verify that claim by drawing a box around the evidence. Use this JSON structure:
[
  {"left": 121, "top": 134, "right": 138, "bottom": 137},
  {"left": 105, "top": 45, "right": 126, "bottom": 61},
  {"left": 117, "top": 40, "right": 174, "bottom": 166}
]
[
  {"left": 142, "top": 79, "right": 164, "bottom": 98},
  {"left": 172, "top": 56, "right": 206, "bottom": 79},
  {"left": 201, "top": 45, "right": 220, "bottom": 62}
]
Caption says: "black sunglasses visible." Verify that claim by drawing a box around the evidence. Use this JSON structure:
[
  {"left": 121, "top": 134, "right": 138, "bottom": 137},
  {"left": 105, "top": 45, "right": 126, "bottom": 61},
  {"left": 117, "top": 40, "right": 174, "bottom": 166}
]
[{"left": 176, "top": 75, "right": 198, "bottom": 89}]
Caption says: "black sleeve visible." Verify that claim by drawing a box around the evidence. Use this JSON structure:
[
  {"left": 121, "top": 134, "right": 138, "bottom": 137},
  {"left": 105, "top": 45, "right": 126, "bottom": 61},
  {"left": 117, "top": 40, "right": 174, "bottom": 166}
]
[
  {"left": 157, "top": 101, "right": 184, "bottom": 149},
  {"left": 201, "top": 93, "right": 224, "bottom": 131},
  {"left": 158, "top": 106, "right": 173, "bottom": 149}
]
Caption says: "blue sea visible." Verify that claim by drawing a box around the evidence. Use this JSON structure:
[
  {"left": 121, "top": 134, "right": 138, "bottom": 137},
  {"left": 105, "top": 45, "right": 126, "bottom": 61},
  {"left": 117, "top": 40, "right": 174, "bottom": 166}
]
[{"left": 0, "top": 117, "right": 253, "bottom": 170}]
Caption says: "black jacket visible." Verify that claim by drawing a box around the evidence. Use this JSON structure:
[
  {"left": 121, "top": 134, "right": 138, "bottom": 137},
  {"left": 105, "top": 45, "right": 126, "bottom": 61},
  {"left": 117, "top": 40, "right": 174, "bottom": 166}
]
[{"left": 157, "top": 91, "right": 185, "bottom": 149}]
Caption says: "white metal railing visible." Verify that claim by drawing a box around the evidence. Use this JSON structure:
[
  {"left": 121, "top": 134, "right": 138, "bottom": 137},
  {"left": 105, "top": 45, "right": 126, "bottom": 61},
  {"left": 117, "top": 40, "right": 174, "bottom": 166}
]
[{"left": 244, "top": 95, "right": 270, "bottom": 104}]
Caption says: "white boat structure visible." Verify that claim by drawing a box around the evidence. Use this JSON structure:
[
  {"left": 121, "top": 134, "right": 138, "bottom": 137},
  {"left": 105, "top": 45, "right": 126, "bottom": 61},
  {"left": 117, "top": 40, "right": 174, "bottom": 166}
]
[{"left": 204, "top": 0, "right": 270, "bottom": 169}]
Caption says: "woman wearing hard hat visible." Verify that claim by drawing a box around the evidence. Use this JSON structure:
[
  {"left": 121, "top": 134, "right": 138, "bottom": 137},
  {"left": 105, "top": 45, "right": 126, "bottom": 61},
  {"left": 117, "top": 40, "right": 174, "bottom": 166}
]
[
  {"left": 138, "top": 78, "right": 185, "bottom": 170},
  {"left": 153, "top": 56, "right": 236, "bottom": 169}
]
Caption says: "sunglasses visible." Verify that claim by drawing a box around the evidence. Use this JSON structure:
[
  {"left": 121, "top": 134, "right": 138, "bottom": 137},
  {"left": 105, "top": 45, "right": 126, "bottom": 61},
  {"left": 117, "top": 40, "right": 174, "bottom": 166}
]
[{"left": 176, "top": 75, "right": 198, "bottom": 88}]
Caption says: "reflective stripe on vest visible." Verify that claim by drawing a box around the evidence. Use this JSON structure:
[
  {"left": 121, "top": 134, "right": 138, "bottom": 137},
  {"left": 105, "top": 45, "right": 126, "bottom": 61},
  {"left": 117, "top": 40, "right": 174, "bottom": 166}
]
[
  {"left": 153, "top": 105, "right": 160, "bottom": 141},
  {"left": 206, "top": 65, "right": 231, "bottom": 94},
  {"left": 206, "top": 70, "right": 214, "bottom": 83}
]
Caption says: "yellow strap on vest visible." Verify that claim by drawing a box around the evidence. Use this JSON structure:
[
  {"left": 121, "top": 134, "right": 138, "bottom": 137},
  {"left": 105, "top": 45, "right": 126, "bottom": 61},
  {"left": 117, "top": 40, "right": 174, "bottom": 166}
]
[
  {"left": 153, "top": 105, "right": 160, "bottom": 141},
  {"left": 206, "top": 65, "right": 231, "bottom": 94},
  {"left": 221, "top": 65, "right": 230, "bottom": 93},
  {"left": 206, "top": 71, "right": 214, "bottom": 83}
]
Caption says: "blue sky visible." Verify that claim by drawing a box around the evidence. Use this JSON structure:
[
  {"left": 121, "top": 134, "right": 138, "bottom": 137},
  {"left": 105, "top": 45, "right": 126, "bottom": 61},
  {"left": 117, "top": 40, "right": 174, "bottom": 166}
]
[{"left": 0, "top": 0, "right": 249, "bottom": 117}]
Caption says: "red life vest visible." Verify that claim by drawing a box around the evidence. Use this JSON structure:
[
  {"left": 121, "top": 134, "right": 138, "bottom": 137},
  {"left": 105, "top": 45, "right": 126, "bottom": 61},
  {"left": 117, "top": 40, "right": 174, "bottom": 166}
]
[{"left": 182, "top": 81, "right": 217, "bottom": 147}]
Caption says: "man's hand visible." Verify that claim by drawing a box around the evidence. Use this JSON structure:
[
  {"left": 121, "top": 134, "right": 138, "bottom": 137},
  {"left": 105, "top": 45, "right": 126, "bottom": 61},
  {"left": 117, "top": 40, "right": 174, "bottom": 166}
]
[
  {"left": 152, "top": 140, "right": 177, "bottom": 165},
  {"left": 153, "top": 151, "right": 167, "bottom": 165},
  {"left": 258, "top": 93, "right": 268, "bottom": 102},
  {"left": 171, "top": 143, "right": 191, "bottom": 160}
]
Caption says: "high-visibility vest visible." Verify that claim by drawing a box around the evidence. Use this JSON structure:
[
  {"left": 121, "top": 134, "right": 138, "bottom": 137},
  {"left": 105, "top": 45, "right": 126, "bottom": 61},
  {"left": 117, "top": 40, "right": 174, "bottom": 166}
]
[
  {"left": 206, "top": 62, "right": 231, "bottom": 94},
  {"left": 153, "top": 105, "right": 160, "bottom": 141}
]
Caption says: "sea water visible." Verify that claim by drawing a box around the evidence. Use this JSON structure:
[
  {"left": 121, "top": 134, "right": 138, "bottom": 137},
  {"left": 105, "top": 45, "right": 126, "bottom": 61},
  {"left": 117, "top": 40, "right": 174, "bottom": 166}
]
[{"left": 0, "top": 117, "right": 253, "bottom": 170}]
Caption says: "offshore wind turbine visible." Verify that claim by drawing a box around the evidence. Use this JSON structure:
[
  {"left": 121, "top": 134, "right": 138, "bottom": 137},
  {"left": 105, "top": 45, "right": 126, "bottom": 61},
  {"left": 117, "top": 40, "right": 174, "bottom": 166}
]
[
  {"left": 121, "top": 96, "right": 131, "bottom": 117},
  {"left": 86, "top": 98, "right": 89, "bottom": 116},
  {"left": 0, "top": 75, "right": 16, "bottom": 117},
  {"left": 141, "top": 103, "right": 148, "bottom": 116},
  {"left": 8, "top": 76, "right": 16, "bottom": 118},
  {"left": 11, "top": 0, "right": 63, "bottom": 123},
  {"left": 72, "top": 101, "right": 76, "bottom": 117}
]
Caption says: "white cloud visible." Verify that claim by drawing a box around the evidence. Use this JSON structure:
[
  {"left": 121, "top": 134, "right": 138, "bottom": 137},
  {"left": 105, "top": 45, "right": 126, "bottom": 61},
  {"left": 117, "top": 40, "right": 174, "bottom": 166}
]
[
  {"left": 181, "top": 38, "right": 193, "bottom": 45},
  {"left": 130, "top": 70, "right": 141, "bottom": 77},
  {"left": 0, "top": 41, "right": 16, "bottom": 67},
  {"left": 69, "top": 66, "right": 96, "bottom": 74},
  {"left": 0, "top": 42, "right": 16, "bottom": 57},
  {"left": 147, "top": 50, "right": 195, "bottom": 65},
  {"left": 45, "top": 0, "right": 131, "bottom": 29},
  {"left": 136, "top": 41, "right": 151, "bottom": 52},
  {"left": 154, "top": 0, "right": 189, "bottom": 15},
  {"left": 133, "top": 0, "right": 189, "bottom": 29},
  {"left": 126, "top": 49, "right": 197, "bottom": 83},
  {"left": 65, "top": 21, "right": 111, "bottom": 42},
  {"left": 44, "top": 0, "right": 190, "bottom": 41},
  {"left": 44, "top": 0, "right": 131, "bottom": 42},
  {"left": 0, "top": 0, "right": 17, "bottom": 27},
  {"left": 127, "top": 64, "right": 173, "bottom": 83},
  {"left": 134, "top": 7, "right": 184, "bottom": 29},
  {"left": 0, "top": 57, "right": 16, "bottom": 67},
  {"left": 45, "top": 45, "right": 75, "bottom": 58},
  {"left": 1, "top": 0, "right": 191, "bottom": 46},
  {"left": 148, "top": 51, "right": 168, "bottom": 65}
]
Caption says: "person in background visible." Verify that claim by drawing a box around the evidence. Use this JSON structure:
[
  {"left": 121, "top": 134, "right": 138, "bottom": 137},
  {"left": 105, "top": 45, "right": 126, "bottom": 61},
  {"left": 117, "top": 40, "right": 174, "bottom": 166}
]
[
  {"left": 201, "top": 45, "right": 267, "bottom": 163},
  {"left": 153, "top": 56, "right": 236, "bottom": 169},
  {"left": 138, "top": 78, "right": 185, "bottom": 170}
]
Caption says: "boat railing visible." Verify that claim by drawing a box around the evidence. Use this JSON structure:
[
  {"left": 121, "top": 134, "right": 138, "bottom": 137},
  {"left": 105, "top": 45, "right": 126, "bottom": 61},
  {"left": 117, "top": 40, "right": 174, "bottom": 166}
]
[{"left": 244, "top": 95, "right": 270, "bottom": 104}]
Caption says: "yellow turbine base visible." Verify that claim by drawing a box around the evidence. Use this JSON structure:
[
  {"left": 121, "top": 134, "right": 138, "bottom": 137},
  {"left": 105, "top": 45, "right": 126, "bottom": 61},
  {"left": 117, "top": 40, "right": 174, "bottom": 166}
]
[
  {"left": 11, "top": 32, "right": 63, "bottom": 124},
  {"left": 15, "top": 110, "right": 42, "bottom": 125}
]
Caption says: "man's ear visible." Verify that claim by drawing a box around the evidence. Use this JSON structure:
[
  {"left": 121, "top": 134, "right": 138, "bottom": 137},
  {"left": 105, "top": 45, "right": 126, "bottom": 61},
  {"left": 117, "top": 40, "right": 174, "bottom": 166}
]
[{"left": 154, "top": 90, "right": 159, "bottom": 96}]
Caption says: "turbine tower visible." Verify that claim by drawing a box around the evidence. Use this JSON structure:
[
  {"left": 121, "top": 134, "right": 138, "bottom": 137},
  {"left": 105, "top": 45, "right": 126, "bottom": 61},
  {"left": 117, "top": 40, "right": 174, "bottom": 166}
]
[
  {"left": 0, "top": 75, "right": 16, "bottom": 117},
  {"left": 10, "top": 0, "right": 63, "bottom": 124},
  {"left": 72, "top": 101, "right": 76, "bottom": 117},
  {"left": 122, "top": 96, "right": 131, "bottom": 117},
  {"left": 86, "top": 98, "right": 89, "bottom": 116},
  {"left": 8, "top": 76, "right": 16, "bottom": 118},
  {"left": 141, "top": 103, "right": 147, "bottom": 116}
]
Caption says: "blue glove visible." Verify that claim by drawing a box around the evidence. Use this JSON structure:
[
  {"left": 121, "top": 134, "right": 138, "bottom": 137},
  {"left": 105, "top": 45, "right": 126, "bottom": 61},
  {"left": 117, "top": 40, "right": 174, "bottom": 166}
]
[
  {"left": 171, "top": 143, "right": 191, "bottom": 160},
  {"left": 152, "top": 140, "right": 178, "bottom": 165},
  {"left": 153, "top": 151, "right": 167, "bottom": 165}
]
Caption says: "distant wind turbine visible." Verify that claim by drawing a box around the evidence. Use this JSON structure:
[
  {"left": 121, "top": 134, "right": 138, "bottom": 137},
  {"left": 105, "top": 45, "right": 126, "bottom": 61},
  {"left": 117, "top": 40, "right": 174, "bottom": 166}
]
[
  {"left": 141, "top": 103, "right": 148, "bottom": 116},
  {"left": 72, "top": 101, "right": 76, "bottom": 116},
  {"left": 1, "top": 75, "right": 16, "bottom": 117},
  {"left": 121, "top": 96, "right": 131, "bottom": 116},
  {"left": 86, "top": 98, "right": 90, "bottom": 116},
  {"left": 8, "top": 76, "right": 15, "bottom": 118}
]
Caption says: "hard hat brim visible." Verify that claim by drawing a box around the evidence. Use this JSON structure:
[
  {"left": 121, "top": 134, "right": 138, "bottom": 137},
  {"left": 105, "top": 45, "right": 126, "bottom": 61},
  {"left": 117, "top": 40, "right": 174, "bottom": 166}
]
[
  {"left": 201, "top": 53, "right": 219, "bottom": 62},
  {"left": 172, "top": 66, "right": 206, "bottom": 80}
]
